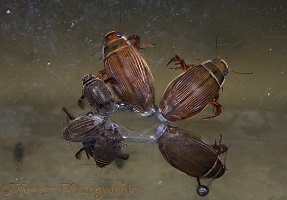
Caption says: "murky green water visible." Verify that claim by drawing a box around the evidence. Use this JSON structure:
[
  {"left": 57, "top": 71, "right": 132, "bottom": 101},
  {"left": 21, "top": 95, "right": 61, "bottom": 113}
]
[{"left": 1, "top": 0, "right": 287, "bottom": 199}]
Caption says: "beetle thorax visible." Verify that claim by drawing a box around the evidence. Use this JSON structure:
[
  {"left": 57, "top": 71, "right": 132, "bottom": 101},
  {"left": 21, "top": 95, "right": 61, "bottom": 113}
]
[
  {"left": 103, "top": 31, "right": 130, "bottom": 59},
  {"left": 202, "top": 58, "right": 229, "bottom": 88}
]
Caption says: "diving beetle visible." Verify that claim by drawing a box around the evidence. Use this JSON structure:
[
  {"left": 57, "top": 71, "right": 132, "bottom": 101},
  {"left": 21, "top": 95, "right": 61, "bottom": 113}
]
[
  {"left": 62, "top": 107, "right": 106, "bottom": 142},
  {"left": 154, "top": 124, "right": 228, "bottom": 196},
  {"left": 98, "top": 31, "right": 156, "bottom": 117},
  {"left": 158, "top": 54, "right": 252, "bottom": 122},
  {"left": 78, "top": 74, "right": 116, "bottom": 117},
  {"left": 75, "top": 123, "right": 129, "bottom": 168}
]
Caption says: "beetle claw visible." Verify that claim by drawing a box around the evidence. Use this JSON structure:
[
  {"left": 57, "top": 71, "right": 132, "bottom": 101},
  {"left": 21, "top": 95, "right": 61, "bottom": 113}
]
[
  {"left": 211, "top": 134, "right": 229, "bottom": 155},
  {"left": 127, "top": 35, "right": 155, "bottom": 50},
  {"left": 166, "top": 55, "right": 194, "bottom": 72},
  {"left": 202, "top": 101, "right": 222, "bottom": 120}
]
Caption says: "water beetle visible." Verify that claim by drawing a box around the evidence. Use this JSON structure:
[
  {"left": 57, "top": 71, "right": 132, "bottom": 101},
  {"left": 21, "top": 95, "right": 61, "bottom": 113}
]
[
  {"left": 158, "top": 55, "right": 228, "bottom": 122},
  {"left": 75, "top": 123, "right": 129, "bottom": 168},
  {"left": 154, "top": 124, "right": 227, "bottom": 196},
  {"left": 158, "top": 52, "right": 252, "bottom": 122},
  {"left": 78, "top": 74, "right": 116, "bottom": 117},
  {"left": 98, "top": 31, "right": 156, "bottom": 117},
  {"left": 62, "top": 107, "right": 106, "bottom": 142}
]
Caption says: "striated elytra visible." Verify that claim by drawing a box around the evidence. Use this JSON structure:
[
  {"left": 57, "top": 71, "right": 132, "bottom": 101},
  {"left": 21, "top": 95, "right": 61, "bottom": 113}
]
[
  {"left": 158, "top": 55, "right": 229, "bottom": 122},
  {"left": 154, "top": 124, "right": 227, "bottom": 196},
  {"left": 99, "top": 31, "right": 156, "bottom": 117},
  {"left": 78, "top": 74, "right": 116, "bottom": 117},
  {"left": 62, "top": 107, "right": 106, "bottom": 142},
  {"left": 75, "top": 123, "right": 129, "bottom": 168}
]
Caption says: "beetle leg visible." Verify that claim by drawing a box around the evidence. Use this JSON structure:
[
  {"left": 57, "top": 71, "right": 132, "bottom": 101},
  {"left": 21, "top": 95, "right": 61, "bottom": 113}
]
[
  {"left": 140, "top": 42, "right": 155, "bottom": 48},
  {"left": 77, "top": 95, "right": 85, "bottom": 110},
  {"left": 211, "top": 134, "right": 229, "bottom": 155},
  {"left": 202, "top": 101, "right": 222, "bottom": 120},
  {"left": 62, "top": 107, "right": 75, "bottom": 120},
  {"left": 75, "top": 147, "right": 91, "bottom": 160},
  {"left": 128, "top": 35, "right": 141, "bottom": 49},
  {"left": 166, "top": 55, "right": 194, "bottom": 72},
  {"left": 196, "top": 177, "right": 202, "bottom": 186},
  {"left": 128, "top": 35, "right": 155, "bottom": 50},
  {"left": 75, "top": 147, "right": 84, "bottom": 160},
  {"left": 97, "top": 70, "right": 116, "bottom": 84},
  {"left": 103, "top": 77, "right": 117, "bottom": 85},
  {"left": 97, "top": 69, "right": 107, "bottom": 79}
]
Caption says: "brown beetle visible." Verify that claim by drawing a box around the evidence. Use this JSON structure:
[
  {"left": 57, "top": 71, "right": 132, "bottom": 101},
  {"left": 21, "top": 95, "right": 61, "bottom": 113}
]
[
  {"left": 98, "top": 31, "right": 156, "bottom": 117},
  {"left": 154, "top": 124, "right": 227, "bottom": 196},
  {"left": 78, "top": 74, "right": 116, "bottom": 117},
  {"left": 62, "top": 107, "right": 106, "bottom": 142},
  {"left": 75, "top": 123, "right": 129, "bottom": 168},
  {"left": 158, "top": 54, "right": 252, "bottom": 122},
  {"left": 158, "top": 55, "right": 228, "bottom": 122}
]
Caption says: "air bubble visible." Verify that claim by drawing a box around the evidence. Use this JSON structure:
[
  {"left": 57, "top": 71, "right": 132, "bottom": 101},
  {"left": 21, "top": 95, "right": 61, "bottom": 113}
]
[{"left": 6, "top": 8, "right": 12, "bottom": 14}]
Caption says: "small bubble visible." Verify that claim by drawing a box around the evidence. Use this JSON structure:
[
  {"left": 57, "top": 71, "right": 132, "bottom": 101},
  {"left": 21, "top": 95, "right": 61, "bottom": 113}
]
[
  {"left": 267, "top": 92, "right": 270, "bottom": 96},
  {"left": 47, "top": 61, "right": 51, "bottom": 65},
  {"left": 6, "top": 8, "right": 12, "bottom": 14}
]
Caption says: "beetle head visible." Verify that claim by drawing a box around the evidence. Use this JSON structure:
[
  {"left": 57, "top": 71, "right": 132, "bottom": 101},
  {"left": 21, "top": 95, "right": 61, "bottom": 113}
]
[
  {"left": 212, "top": 58, "right": 229, "bottom": 76},
  {"left": 104, "top": 31, "right": 122, "bottom": 45},
  {"left": 213, "top": 163, "right": 226, "bottom": 179},
  {"left": 82, "top": 74, "right": 95, "bottom": 85}
]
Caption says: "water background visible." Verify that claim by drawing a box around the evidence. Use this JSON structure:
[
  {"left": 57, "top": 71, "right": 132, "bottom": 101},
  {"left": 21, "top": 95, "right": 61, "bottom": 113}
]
[{"left": 0, "top": 0, "right": 287, "bottom": 199}]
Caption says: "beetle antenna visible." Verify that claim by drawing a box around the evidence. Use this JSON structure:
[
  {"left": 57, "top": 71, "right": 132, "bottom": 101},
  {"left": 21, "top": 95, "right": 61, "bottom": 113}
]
[
  {"left": 90, "top": 45, "right": 103, "bottom": 58},
  {"left": 215, "top": 33, "right": 220, "bottom": 59},
  {"left": 229, "top": 68, "right": 253, "bottom": 74},
  {"left": 115, "top": 7, "right": 122, "bottom": 32},
  {"left": 215, "top": 35, "right": 253, "bottom": 75}
]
